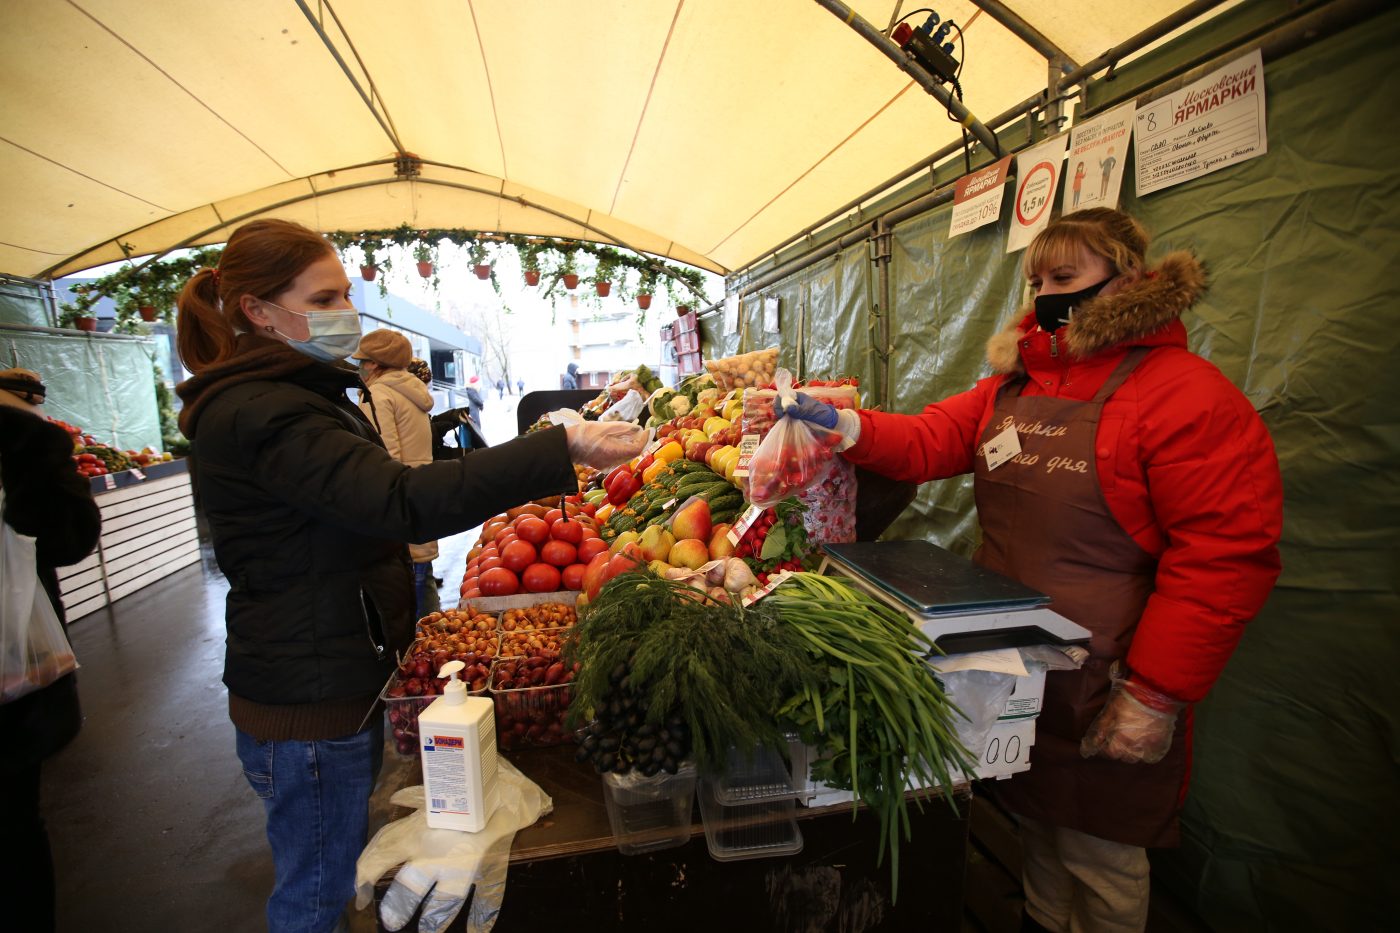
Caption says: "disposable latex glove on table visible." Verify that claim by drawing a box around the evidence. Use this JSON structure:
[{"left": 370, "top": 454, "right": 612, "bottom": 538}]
[{"left": 356, "top": 759, "right": 552, "bottom": 933}]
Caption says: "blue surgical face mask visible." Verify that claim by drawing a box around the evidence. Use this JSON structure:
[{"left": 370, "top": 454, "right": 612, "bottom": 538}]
[{"left": 262, "top": 300, "right": 362, "bottom": 363}]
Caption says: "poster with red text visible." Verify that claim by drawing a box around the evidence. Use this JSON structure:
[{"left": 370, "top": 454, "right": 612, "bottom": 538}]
[
  {"left": 1134, "top": 49, "right": 1267, "bottom": 196},
  {"left": 949, "top": 156, "right": 1012, "bottom": 239},
  {"left": 1006, "top": 135, "right": 1068, "bottom": 253}
]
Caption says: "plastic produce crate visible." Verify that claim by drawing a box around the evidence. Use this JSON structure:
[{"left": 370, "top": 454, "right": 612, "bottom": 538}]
[
  {"left": 602, "top": 761, "right": 698, "bottom": 855},
  {"left": 697, "top": 744, "right": 803, "bottom": 861}
]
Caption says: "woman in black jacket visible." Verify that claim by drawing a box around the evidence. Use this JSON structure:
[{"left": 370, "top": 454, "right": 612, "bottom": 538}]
[
  {"left": 175, "top": 219, "right": 644, "bottom": 933},
  {"left": 0, "top": 369, "right": 102, "bottom": 933}
]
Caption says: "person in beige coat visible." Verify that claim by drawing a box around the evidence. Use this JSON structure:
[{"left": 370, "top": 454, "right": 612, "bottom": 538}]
[{"left": 353, "top": 329, "right": 440, "bottom": 615}]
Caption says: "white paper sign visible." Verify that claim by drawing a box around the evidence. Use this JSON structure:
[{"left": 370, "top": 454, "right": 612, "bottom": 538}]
[
  {"left": 949, "top": 155, "right": 1012, "bottom": 238},
  {"left": 1006, "top": 135, "right": 1068, "bottom": 253},
  {"left": 723, "top": 294, "right": 739, "bottom": 334},
  {"left": 1134, "top": 49, "right": 1267, "bottom": 196},
  {"left": 763, "top": 296, "right": 780, "bottom": 333},
  {"left": 1063, "top": 102, "right": 1134, "bottom": 213}
]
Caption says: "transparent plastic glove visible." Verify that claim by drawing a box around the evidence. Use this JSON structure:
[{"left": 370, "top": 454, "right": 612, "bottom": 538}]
[
  {"left": 565, "top": 421, "right": 647, "bottom": 469},
  {"left": 356, "top": 759, "right": 552, "bottom": 933},
  {"left": 1079, "top": 675, "right": 1184, "bottom": 765},
  {"left": 779, "top": 391, "right": 861, "bottom": 452}
]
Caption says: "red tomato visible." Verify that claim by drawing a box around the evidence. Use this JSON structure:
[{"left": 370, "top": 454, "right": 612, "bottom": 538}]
[
  {"left": 550, "top": 518, "right": 585, "bottom": 545},
  {"left": 576, "top": 537, "right": 609, "bottom": 563},
  {"left": 560, "top": 563, "right": 586, "bottom": 590},
  {"left": 544, "top": 508, "right": 564, "bottom": 525},
  {"left": 462, "top": 587, "right": 481, "bottom": 600},
  {"left": 500, "top": 540, "right": 538, "bottom": 574},
  {"left": 479, "top": 567, "right": 520, "bottom": 597},
  {"left": 515, "top": 516, "right": 550, "bottom": 546},
  {"left": 478, "top": 556, "right": 503, "bottom": 573},
  {"left": 539, "top": 539, "right": 577, "bottom": 568},
  {"left": 521, "top": 563, "right": 561, "bottom": 593},
  {"left": 495, "top": 532, "right": 518, "bottom": 552}
]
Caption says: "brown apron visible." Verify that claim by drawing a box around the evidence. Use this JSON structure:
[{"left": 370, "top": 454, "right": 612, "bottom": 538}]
[{"left": 973, "top": 348, "right": 1188, "bottom": 848}]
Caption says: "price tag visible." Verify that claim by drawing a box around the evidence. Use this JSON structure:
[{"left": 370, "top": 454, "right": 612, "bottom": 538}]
[
  {"left": 733, "top": 433, "right": 761, "bottom": 478},
  {"left": 641, "top": 434, "right": 663, "bottom": 457},
  {"left": 728, "top": 503, "right": 766, "bottom": 547},
  {"left": 741, "top": 569, "right": 793, "bottom": 607},
  {"left": 102, "top": 474, "right": 116, "bottom": 490},
  {"left": 981, "top": 425, "right": 1021, "bottom": 471},
  {"left": 130, "top": 468, "right": 146, "bottom": 481}
]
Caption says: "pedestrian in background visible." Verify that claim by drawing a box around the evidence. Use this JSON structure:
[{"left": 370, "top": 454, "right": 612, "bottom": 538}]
[
  {"left": 516, "top": 377, "right": 524, "bottom": 396},
  {"left": 561, "top": 361, "right": 579, "bottom": 390},
  {"left": 465, "top": 376, "right": 485, "bottom": 427},
  {"left": 495, "top": 377, "right": 505, "bottom": 400},
  {"left": 0, "top": 368, "right": 101, "bottom": 933},
  {"left": 353, "top": 330, "right": 440, "bottom": 618}
]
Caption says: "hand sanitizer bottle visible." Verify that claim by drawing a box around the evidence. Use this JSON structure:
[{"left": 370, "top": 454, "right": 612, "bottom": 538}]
[{"left": 418, "top": 660, "right": 500, "bottom": 832}]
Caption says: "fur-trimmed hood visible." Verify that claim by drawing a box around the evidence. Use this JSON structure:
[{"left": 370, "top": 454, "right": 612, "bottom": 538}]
[{"left": 986, "top": 251, "right": 1206, "bottom": 374}]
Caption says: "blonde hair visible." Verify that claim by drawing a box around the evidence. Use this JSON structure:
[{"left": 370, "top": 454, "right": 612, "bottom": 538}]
[
  {"left": 1023, "top": 208, "right": 1150, "bottom": 280},
  {"left": 176, "top": 219, "right": 336, "bottom": 373}
]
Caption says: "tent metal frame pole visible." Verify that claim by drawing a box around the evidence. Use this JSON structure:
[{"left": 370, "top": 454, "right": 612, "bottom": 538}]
[
  {"left": 812, "top": 0, "right": 1002, "bottom": 156},
  {"left": 53, "top": 176, "right": 713, "bottom": 300},
  {"left": 968, "top": 0, "right": 1078, "bottom": 66},
  {"left": 738, "top": 0, "right": 1234, "bottom": 279},
  {"left": 292, "top": 0, "right": 406, "bottom": 154},
  {"left": 731, "top": 0, "right": 1379, "bottom": 301}
]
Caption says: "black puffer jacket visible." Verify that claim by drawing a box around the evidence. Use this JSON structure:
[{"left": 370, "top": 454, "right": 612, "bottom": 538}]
[
  {"left": 180, "top": 336, "right": 576, "bottom": 711},
  {"left": 0, "top": 407, "right": 101, "bottom": 772}
]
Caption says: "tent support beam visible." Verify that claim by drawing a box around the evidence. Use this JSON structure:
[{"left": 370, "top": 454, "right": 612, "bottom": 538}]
[
  {"left": 44, "top": 170, "right": 724, "bottom": 284},
  {"left": 740, "top": 0, "right": 1237, "bottom": 279},
  {"left": 812, "top": 0, "right": 1002, "bottom": 156},
  {"left": 968, "top": 1, "right": 1078, "bottom": 67},
  {"left": 727, "top": 0, "right": 1382, "bottom": 305},
  {"left": 292, "top": 0, "right": 406, "bottom": 154}
]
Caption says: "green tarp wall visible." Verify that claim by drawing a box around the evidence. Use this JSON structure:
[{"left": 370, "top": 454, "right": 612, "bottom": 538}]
[
  {"left": 2, "top": 330, "right": 162, "bottom": 453},
  {"left": 706, "top": 8, "right": 1398, "bottom": 928}
]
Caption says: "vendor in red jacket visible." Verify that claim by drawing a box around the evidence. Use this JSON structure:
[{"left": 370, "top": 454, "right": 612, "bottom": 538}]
[{"left": 783, "top": 208, "right": 1282, "bottom": 933}]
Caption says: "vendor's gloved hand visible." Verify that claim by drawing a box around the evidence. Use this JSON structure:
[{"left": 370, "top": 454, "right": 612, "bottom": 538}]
[
  {"left": 779, "top": 391, "right": 861, "bottom": 451},
  {"left": 356, "top": 760, "right": 552, "bottom": 933},
  {"left": 565, "top": 421, "right": 647, "bottom": 469},
  {"left": 1080, "top": 673, "right": 1184, "bottom": 765}
]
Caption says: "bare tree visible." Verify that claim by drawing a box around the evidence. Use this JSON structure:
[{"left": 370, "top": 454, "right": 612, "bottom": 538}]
[{"left": 451, "top": 297, "right": 516, "bottom": 386}]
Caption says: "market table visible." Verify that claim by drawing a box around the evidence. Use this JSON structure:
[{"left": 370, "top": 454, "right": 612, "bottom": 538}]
[{"left": 369, "top": 744, "right": 971, "bottom": 932}]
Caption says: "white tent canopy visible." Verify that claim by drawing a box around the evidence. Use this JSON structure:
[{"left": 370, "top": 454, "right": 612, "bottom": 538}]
[{"left": 0, "top": 1, "right": 1230, "bottom": 279}]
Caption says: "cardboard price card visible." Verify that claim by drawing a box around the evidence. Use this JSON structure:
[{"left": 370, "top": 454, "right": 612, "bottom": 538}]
[
  {"left": 1134, "top": 49, "right": 1267, "bottom": 196},
  {"left": 949, "top": 156, "right": 1012, "bottom": 238}
]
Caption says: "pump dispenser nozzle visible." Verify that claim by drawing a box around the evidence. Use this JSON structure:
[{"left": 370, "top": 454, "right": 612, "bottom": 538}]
[{"left": 437, "top": 660, "right": 468, "bottom": 705}]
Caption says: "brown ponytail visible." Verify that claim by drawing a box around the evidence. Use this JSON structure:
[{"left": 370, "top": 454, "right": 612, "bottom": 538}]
[
  {"left": 176, "top": 268, "right": 238, "bottom": 373},
  {"left": 174, "top": 219, "right": 338, "bottom": 373}
]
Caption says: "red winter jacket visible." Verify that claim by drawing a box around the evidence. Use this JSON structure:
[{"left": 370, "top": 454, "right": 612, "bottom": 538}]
[{"left": 844, "top": 253, "right": 1283, "bottom": 703}]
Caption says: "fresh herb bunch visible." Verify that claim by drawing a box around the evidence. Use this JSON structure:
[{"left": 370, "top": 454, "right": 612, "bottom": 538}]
[
  {"left": 770, "top": 572, "right": 978, "bottom": 900},
  {"left": 565, "top": 572, "right": 819, "bottom": 772}
]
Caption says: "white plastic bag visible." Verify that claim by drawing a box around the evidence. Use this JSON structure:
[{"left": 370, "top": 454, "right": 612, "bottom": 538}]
[
  {"left": 598, "top": 388, "right": 646, "bottom": 423},
  {"left": 0, "top": 489, "right": 78, "bottom": 703}
]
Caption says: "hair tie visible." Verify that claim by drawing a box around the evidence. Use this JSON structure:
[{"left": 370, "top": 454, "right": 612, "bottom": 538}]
[{"left": 211, "top": 268, "right": 222, "bottom": 288}]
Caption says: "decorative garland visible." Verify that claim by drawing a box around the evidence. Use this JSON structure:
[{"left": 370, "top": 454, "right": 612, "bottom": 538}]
[{"left": 65, "top": 228, "right": 709, "bottom": 330}]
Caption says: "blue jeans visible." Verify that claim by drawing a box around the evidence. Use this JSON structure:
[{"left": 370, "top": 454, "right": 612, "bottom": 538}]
[{"left": 236, "top": 719, "right": 384, "bottom": 933}]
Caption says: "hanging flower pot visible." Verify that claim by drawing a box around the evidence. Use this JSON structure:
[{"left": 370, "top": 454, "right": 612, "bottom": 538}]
[
  {"left": 595, "top": 280, "right": 612, "bottom": 298},
  {"left": 474, "top": 264, "right": 492, "bottom": 280},
  {"left": 138, "top": 305, "right": 159, "bottom": 322},
  {"left": 524, "top": 269, "right": 541, "bottom": 287},
  {"left": 637, "top": 293, "right": 652, "bottom": 311},
  {"left": 562, "top": 273, "right": 580, "bottom": 290},
  {"left": 75, "top": 315, "right": 98, "bottom": 332},
  {"left": 360, "top": 264, "right": 379, "bottom": 282},
  {"left": 417, "top": 261, "right": 435, "bottom": 278},
  {"left": 676, "top": 305, "right": 692, "bottom": 318}
]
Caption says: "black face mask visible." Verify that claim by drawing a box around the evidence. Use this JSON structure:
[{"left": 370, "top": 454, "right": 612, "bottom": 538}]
[{"left": 1034, "top": 277, "right": 1112, "bottom": 332}]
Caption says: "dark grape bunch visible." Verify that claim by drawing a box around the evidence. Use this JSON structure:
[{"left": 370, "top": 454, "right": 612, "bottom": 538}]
[{"left": 575, "top": 660, "right": 690, "bottom": 776}]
